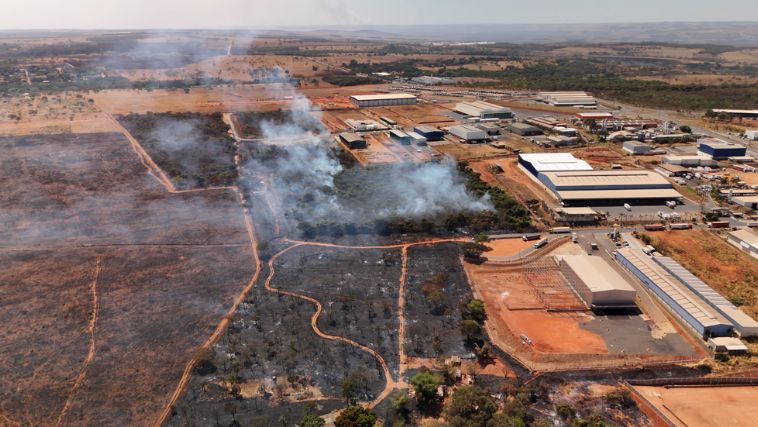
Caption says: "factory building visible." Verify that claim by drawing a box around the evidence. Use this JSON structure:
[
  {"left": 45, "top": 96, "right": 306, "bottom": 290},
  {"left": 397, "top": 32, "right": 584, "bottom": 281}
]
[
  {"left": 623, "top": 140, "right": 653, "bottom": 155},
  {"left": 413, "top": 125, "right": 444, "bottom": 141},
  {"left": 389, "top": 129, "right": 411, "bottom": 145},
  {"left": 517, "top": 153, "right": 593, "bottom": 176},
  {"left": 697, "top": 139, "right": 747, "bottom": 160},
  {"left": 345, "top": 119, "right": 387, "bottom": 131},
  {"left": 407, "top": 131, "right": 427, "bottom": 146},
  {"left": 339, "top": 132, "right": 367, "bottom": 149},
  {"left": 654, "top": 256, "right": 758, "bottom": 337},
  {"left": 661, "top": 155, "right": 718, "bottom": 167},
  {"left": 525, "top": 116, "right": 565, "bottom": 130},
  {"left": 708, "top": 337, "right": 748, "bottom": 355},
  {"left": 552, "top": 207, "right": 599, "bottom": 223},
  {"left": 732, "top": 196, "right": 758, "bottom": 210},
  {"left": 454, "top": 100, "right": 514, "bottom": 119},
  {"left": 547, "top": 135, "right": 578, "bottom": 147},
  {"left": 655, "top": 163, "right": 689, "bottom": 178},
  {"left": 537, "top": 91, "right": 597, "bottom": 107},
  {"left": 552, "top": 126, "right": 577, "bottom": 137},
  {"left": 410, "top": 76, "right": 456, "bottom": 85},
  {"left": 508, "top": 122, "right": 543, "bottom": 136},
  {"left": 350, "top": 93, "right": 417, "bottom": 108},
  {"left": 727, "top": 228, "right": 758, "bottom": 260},
  {"left": 536, "top": 170, "right": 681, "bottom": 206},
  {"left": 557, "top": 255, "right": 637, "bottom": 309},
  {"left": 475, "top": 122, "right": 500, "bottom": 135},
  {"left": 745, "top": 130, "right": 758, "bottom": 140},
  {"left": 615, "top": 249, "right": 734, "bottom": 338},
  {"left": 710, "top": 109, "right": 758, "bottom": 119},
  {"left": 449, "top": 124, "right": 487, "bottom": 142}
]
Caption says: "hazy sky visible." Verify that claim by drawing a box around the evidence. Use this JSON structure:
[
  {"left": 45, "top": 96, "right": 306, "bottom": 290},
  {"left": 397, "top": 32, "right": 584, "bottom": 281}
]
[{"left": 2, "top": 0, "right": 758, "bottom": 29}]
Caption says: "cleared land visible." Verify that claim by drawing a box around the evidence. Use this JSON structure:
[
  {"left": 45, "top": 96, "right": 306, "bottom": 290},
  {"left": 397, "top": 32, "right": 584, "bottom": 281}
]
[
  {"left": 634, "top": 386, "right": 758, "bottom": 427},
  {"left": 0, "top": 132, "right": 255, "bottom": 426}
]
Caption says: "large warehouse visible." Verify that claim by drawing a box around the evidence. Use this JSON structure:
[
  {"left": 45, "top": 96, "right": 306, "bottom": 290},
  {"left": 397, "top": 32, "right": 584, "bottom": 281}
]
[
  {"left": 727, "top": 228, "right": 758, "bottom": 259},
  {"left": 653, "top": 256, "right": 758, "bottom": 337},
  {"left": 517, "top": 153, "right": 592, "bottom": 175},
  {"left": 615, "top": 249, "right": 733, "bottom": 338},
  {"left": 537, "top": 170, "right": 682, "bottom": 206},
  {"left": 454, "top": 100, "right": 514, "bottom": 119},
  {"left": 350, "top": 93, "right": 417, "bottom": 108},
  {"left": 449, "top": 124, "right": 487, "bottom": 142},
  {"left": 697, "top": 139, "right": 747, "bottom": 160},
  {"left": 537, "top": 91, "right": 597, "bottom": 107},
  {"left": 557, "top": 255, "right": 637, "bottom": 309},
  {"left": 413, "top": 125, "right": 444, "bottom": 141}
]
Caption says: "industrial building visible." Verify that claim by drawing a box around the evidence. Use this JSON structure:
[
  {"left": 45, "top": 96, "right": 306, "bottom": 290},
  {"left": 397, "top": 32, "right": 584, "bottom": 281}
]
[
  {"left": 552, "top": 207, "right": 599, "bottom": 223},
  {"left": 557, "top": 255, "right": 637, "bottom": 308},
  {"left": 536, "top": 170, "right": 681, "bottom": 206},
  {"left": 615, "top": 249, "right": 733, "bottom": 338},
  {"left": 413, "top": 125, "right": 444, "bottom": 141},
  {"left": 698, "top": 139, "right": 747, "bottom": 160},
  {"left": 711, "top": 109, "right": 758, "bottom": 119},
  {"left": 623, "top": 140, "right": 653, "bottom": 155},
  {"left": 537, "top": 91, "right": 597, "bottom": 107},
  {"left": 453, "top": 100, "right": 514, "bottom": 119},
  {"left": 653, "top": 256, "right": 758, "bottom": 337},
  {"left": 410, "top": 76, "right": 456, "bottom": 85},
  {"left": 389, "top": 129, "right": 411, "bottom": 145},
  {"left": 345, "top": 119, "right": 387, "bottom": 131},
  {"left": 508, "top": 122, "right": 543, "bottom": 136},
  {"left": 708, "top": 337, "right": 748, "bottom": 354},
  {"left": 745, "top": 130, "right": 758, "bottom": 140},
  {"left": 339, "top": 132, "right": 367, "bottom": 149},
  {"left": 407, "top": 131, "right": 427, "bottom": 146},
  {"left": 727, "top": 228, "right": 758, "bottom": 260},
  {"left": 525, "top": 116, "right": 565, "bottom": 130},
  {"left": 547, "top": 135, "right": 578, "bottom": 147},
  {"left": 475, "top": 122, "right": 500, "bottom": 135},
  {"left": 517, "top": 153, "right": 592, "bottom": 175},
  {"left": 350, "top": 93, "right": 417, "bottom": 108},
  {"left": 732, "top": 196, "right": 758, "bottom": 210},
  {"left": 449, "top": 124, "right": 487, "bottom": 142},
  {"left": 655, "top": 163, "right": 689, "bottom": 177},
  {"left": 661, "top": 155, "right": 718, "bottom": 167}
]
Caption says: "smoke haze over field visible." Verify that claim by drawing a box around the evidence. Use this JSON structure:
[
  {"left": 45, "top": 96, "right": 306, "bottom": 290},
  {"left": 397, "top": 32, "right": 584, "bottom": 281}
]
[{"left": 240, "top": 81, "right": 492, "bottom": 227}]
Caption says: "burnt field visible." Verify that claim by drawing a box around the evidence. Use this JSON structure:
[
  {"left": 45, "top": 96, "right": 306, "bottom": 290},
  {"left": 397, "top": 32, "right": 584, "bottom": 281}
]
[
  {"left": 168, "top": 264, "right": 387, "bottom": 426},
  {"left": 404, "top": 243, "right": 472, "bottom": 358},
  {"left": 0, "top": 132, "right": 256, "bottom": 426},
  {"left": 118, "top": 113, "right": 238, "bottom": 189}
]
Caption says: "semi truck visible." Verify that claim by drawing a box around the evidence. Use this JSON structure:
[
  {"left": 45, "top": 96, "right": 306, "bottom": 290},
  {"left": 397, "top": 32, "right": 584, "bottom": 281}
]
[
  {"left": 550, "top": 227, "right": 572, "bottom": 234},
  {"left": 534, "top": 238, "right": 548, "bottom": 249}
]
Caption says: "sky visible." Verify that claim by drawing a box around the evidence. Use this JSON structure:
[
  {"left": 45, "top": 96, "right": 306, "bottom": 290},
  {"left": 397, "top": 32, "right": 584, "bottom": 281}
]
[{"left": 1, "top": 0, "right": 758, "bottom": 29}]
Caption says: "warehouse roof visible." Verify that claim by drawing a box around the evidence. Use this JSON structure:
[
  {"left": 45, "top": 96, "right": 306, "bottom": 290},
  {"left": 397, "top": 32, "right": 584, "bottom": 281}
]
[
  {"left": 540, "top": 170, "right": 672, "bottom": 187},
  {"left": 616, "top": 249, "right": 730, "bottom": 329},
  {"left": 699, "top": 139, "right": 744, "bottom": 149},
  {"left": 414, "top": 125, "right": 442, "bottom": 133},
  {"left": 557, "top": 255, "right": 637, "bottom": 294},
  {"left": 454, "top": 100, "right": 512, "bottom": 116},
  {"left": 350, "top": 93, "right": 417, "bottom": 101},
  {"left": 712, "top": 109, "right": 758, "bottom": 115},
  {"left": 555, "top": 207, "right": 597, "bottom": 215},
  {"left": 518, "top": 153, "right": 593, "bottom": 172},
  {"left": 709, "top": 337, "right": 748, "bottom": 351},
  {"left": 557, "top": 189, "right": 682, "bottom": 200},
  {"left": 729, "top": 228, "right": 758, "bottom": 249},
  {"left": 577, "top": 112, "right": 614, "bottom": 120},
  {"left": 653, "top": 256, "right": 758, "bottom": 335}
]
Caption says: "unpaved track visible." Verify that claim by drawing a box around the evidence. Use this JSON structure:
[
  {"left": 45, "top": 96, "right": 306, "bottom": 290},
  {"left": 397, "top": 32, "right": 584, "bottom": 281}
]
[{"left": 56, "top": 258, "right": 102, "bottom": 427}]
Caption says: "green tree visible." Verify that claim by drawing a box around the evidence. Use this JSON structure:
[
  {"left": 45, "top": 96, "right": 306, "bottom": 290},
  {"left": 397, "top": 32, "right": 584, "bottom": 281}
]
[
  {"left": 300, "top": 414, "right": 326, "bottom": 427},
  {"left": 341, "top": 375, "right": 358, "bottom": 405},
  {"left": 335, "top": 406, "right": 377, "bottom": 427},
  {"left": 679, "top": 125, "right": 692, "bottom": 133},
  {"left": 460, "top": 319, "right": 482, "bottom": 343},
  {"left": 410, "top": 370, "right": 442, "bottom": 406},
  {"left": 446, "top": 386, "right": 498, "bottom": 427},
  {"left": 467, "top": 299, "right": 487, "bottom": 323}
]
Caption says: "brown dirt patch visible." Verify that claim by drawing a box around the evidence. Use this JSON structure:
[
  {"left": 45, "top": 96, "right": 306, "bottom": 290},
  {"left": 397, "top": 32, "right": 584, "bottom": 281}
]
[
  {"left": 485, "top": 238, "right": 534, "bottom": 257},
  {"left": 634, "top": 386, "right": 758, "bottom": 427}
]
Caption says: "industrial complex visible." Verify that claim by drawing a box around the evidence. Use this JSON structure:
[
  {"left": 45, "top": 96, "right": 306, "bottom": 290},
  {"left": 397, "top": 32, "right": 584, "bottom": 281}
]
[
  {"left": 557, "top": 255, "right": 637, "bottom": 309},
  {"left": 349, "top": 93, "right": 417, "bottom": 107}
]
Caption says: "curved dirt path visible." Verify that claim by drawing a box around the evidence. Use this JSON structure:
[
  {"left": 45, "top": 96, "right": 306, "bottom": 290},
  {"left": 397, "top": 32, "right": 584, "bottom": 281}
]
[{"left": 56, "top": 257, "right": 102, "bottom": 427}]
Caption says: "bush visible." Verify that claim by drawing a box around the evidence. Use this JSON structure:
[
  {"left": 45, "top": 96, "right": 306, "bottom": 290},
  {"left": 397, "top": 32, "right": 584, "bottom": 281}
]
[
  {"left": 335, "top": 406, "right": 377, "bottom": 427},
  {"left": 410, "top": 370, "right": 443, "bottom": 406}
]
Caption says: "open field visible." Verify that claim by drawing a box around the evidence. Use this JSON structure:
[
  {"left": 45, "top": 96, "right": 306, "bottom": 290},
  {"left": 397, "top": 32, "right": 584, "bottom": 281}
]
[
  {"left": 645, "top": 230, "right": 758, "bottom": 319},
  {"left": 634, "top": 386, "right": 758, "bottom": 427},
  {"left": 0, "top": 131, "right": 256, "bottom": 426}
]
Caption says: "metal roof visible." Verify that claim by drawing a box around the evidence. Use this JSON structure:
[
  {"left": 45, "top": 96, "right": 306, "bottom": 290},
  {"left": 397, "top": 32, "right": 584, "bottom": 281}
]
[
  {"left": 729, "top": 229, "right": 758, "bottom": 249},
  {"left": 518, "top": 153, "right": 593, "bottom": 172},
  {"left": 557, "top": 255, "right": 637, "bottom": 294},
  {"left": 454, "top": 100, "right": 511, "bottom": 116},
  {"left": 556, "top": 207, "right": 597, "bottom": 215},
  {"left": 616, "top": 249, "right": 730, "bottom": 328},
  {"left": 652, "top": 257, "right": 758, "bottom": 334},
  {"left": 557, "top": 189, "right": 682, "bottom": 200},
  {"left": 541, "top": 170, "right": 673, "bottom": 188},
  {"left": 699, "top": 139, "right": 745, "bottom": 150},
  {"left": 350, "top": 93, "right": 417, "bottom": 101}
]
